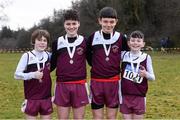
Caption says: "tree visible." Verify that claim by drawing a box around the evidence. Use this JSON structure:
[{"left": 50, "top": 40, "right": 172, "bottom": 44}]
[
  {"left": 0, "top": 26, "right": 13, "bottom": 38},
  {"left": 16, "top": 29, "right": 31, "bottom": 48},
  {"left": 0, "top": 0, "right": 12, "bottom": 25}
]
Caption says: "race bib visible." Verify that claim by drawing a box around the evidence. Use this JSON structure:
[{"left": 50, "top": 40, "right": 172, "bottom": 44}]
[{"left": 123, "top": 69, "right": 143, "bottom": 84}]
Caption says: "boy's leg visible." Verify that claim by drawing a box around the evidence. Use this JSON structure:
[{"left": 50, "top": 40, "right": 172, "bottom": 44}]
[
  {"left": 40, "top": 114, "right": 51, "bottom": 120},
  {"left": 73, "top": 106, "right": 86, "bottom": 119},
  {"left": 92, "top": 108, "right": 104, "bottom": 119},
  {"left": 39, "top": 98, "right": 53, "bottom": 120},
  {"left": 54, "top": 83, "right": 71, "bottom": 119},
  {"left": 90, "top": 80, "right": 105, "bottom": 119},
  {"left": 22, "top": 99, "right": 39, "bottom": 119},
  {"left": 25, "top": 114, "right": 36, "bottom": 120},
  {"left": 133, "top": 114, "right": 144, "bottom": 120},
  {"left": 122, "top": 114, "right": 133, "bottom": 120},
  {"left": 57, "top": 105, "right": 71, "bottom": 119},
  {"left": 106, "top": 107, "right": 118, "bottom": 119},
  {"left": 71, "top": 83, "right": 89, "bottom": 119},
  {"left": 104, "top": 81, "right": 119, "bottom": 119}
]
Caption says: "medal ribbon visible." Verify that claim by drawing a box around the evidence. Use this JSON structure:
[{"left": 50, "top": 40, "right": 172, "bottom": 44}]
[
  {"left": 101, "top": 30, "right": 112, "bottom": 58},
  {"left": 65, "top": 34, "right": 77, "bottom": 60},
  {"left": 34, "top": 52, "right": 45, "bottom": 83},
  {"left": 34, "top": 52, "right": 45, "bottom": 71},
  {"left": 129, "top": 52, "right": 140, "bottom": 73}
]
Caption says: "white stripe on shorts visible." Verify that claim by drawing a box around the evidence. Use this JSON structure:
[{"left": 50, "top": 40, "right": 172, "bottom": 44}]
[
  {"left": 118, "top": 80, "right": 122, "bottom": 104},
  {"left": 85, "top": 82, "right": 91, "bottom": 103},
  {"left": 21, "top": 99, "right": 27, "bottom": 113}
]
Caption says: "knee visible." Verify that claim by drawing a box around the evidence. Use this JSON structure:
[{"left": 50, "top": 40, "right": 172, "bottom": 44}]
[
  {"left": 74, "top": 115, "right": 84, "bottom": 119},
  {"left": 107, "top": 113, "right": 117, "bottom": 119}
]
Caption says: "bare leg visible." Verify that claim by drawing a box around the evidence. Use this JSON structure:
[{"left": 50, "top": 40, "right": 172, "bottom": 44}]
[
  {"left": 57, "top": 105, "right": 70, "bottom": 119},
  {"left": 133, "top": 114, "right": 144, "bottom": 120},
  {"left": 25, "top": 114, "right": 36, "bottom": 120},
  {"left": 73, "top": 106, "right": 86, "bottom": 119},
  {"left": 40, "top": 114, "right": 51, "bottom": 120},
  {"left": 122, "top": 114, "right": 133, "bottom": 120},
  {"left": 106, "top": 107, "right": 118, "bottom": 119},
  {"left": 92, "top": 108, "right": 104, "bottom": 120}
]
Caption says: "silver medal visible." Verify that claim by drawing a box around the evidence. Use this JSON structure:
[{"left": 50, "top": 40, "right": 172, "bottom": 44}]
[{"left": 70, "top": 59, "right": 74, "bottom": 64}]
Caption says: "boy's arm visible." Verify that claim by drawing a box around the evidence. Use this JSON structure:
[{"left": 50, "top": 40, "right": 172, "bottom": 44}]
[
  {"left": 14, "top": 53, "right": 37, "bottom": 80},
  {"left": 145, "top": 55, "right": 155, "bottom": 80},
  {"left": 50, "top": 39, "right": 58, "bottom": 72},
  {"left": 86, "top": 35, "right": 93, "bottom": 66},
  {"left": 121, "top": 34, "right": 130, "bottom": 51}
]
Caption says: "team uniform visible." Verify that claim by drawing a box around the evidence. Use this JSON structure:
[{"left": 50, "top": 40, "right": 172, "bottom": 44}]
[
  {"left": 120, "top": 51, "right": 155, "bottom": 114},
  {"left": 86, "top": 30, "right": 129, "bottom": 109},
  {"left": 14, "top": 50, "right": 53, "bottom": 116},
  {"left": 51, "top": 35, "right": 89, "bottom": 108}
]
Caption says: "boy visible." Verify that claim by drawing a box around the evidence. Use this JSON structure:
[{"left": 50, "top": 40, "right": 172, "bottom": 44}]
[
  {"left": 120, "top": 30, "right": 155, "bottom": 119},
  {"left": 86, "top": 7, "right": 129, "bottom": 119},
  {"left": 14, "top": 29, "right": 53, "bottom": 119},
  {"left": 50, "top": 9, "right": 89, "bottom": 119}
]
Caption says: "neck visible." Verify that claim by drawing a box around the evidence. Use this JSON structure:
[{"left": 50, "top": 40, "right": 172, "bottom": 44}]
[
  {"left": 101, "top": 29, "right": 113, "bottom": 34},
  {"left": 66, "top": 34, "right": 78, "bottom": 38},
  {"left": 101, "top": 30, "right": 113, "bottom": 40},
  {"left": 33, "top": 49, "right": 43, "bottom": 54},
  {"left": 130, "top": 50, "right": 141, "bottom": 55}
]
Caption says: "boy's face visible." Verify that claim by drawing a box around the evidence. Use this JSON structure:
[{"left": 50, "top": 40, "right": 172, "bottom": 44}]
[
  {"left": 34, "top": 36, "right": 48, "bottom": 52},
  {"left": 64, "top": 20, "right": 80, "bottom": 37},
  {"left": 128, "top": 37, "right": 145, "bottom": 53},
  {"left": 98, "top": 18, "right": 118, "bottom": 34}
]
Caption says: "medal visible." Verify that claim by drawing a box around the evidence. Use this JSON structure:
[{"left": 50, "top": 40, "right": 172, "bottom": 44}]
[
  {"left": 105, "top": 57, "right": 109, "bottom": 61},
  {"left": 101, "top": 30, "right": 112, "bottom": 62},
  {"left": 39, "top": 79, "right": 43, "bottom": 83},
  {"left": 129, "top": 52, "right": 141, "bottom": 83},
  {"left": 65, "top": 35, "right": 77, "bottom": 65},
  {"left": 70, "top": 59, "right": 74, "bottom": 64},
  {"left": 33, "top": 51, "right": 45, "bottom": 83}
]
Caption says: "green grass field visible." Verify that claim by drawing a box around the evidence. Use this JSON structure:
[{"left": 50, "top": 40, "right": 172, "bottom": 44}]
[{"left": 0, "top": 52, "right": 180, "bottom": 119}]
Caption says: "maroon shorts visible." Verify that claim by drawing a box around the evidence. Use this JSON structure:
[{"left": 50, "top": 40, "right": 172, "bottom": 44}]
[
  {"left": 120, "top": 95, "right": 146, "bottom": 115},
  {"left": 21, "top": 98, "right": 53, "bottom": 116},
  {"left": 90, "top": 80, "right": 119, "bottom": 108},
  {"left": 54, "top": 83, "right": 89, "bottom": 108}
]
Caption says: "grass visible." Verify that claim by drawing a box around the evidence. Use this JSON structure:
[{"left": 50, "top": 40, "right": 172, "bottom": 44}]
[{"left": 0, "top": 52, "right": 180, "bottom": 119}]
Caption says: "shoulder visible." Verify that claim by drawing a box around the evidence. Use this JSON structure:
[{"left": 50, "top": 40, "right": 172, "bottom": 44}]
[
  {"left": 88, "top": 31, "right": 98, "bottom": 39},
  {"left": 17, "top": 51, "right": 30, "bottom": 64},
  {"left": 140, "top": 52, "right": 152, "bottom": 62},
  {"left": 21, "top": 51, "right": 30, "bottom": 58},
  {"left": 146, "top": 53, "right": 152, "bottom": 60}
]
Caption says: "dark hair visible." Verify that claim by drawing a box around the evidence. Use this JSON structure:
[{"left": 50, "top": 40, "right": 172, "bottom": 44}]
[
  {"left": 31, "top": 29, "right": 50, "bottom": 44},
  {"left": 129, "top": 30, "right": 144, "bottom": 40},
  {"left": 99, "top": 7, "right": 117, "bottom": 19},
  {"left": 63, "top": 9, "right": 80, "bottom": 22}
]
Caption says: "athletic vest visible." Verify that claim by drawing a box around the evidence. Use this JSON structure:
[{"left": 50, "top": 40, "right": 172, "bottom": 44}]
[
  {"left": 121, "top": 51, "right": 148, "bottom": 97},
  {"left": 90, "top": 31, "right": 122, "bottom": 79},
  {"left": 56, "top": 35, "right": 87, "bottom": 82},
  {"left": 24, "top": 51, "right": 52, "bottom": 99}
]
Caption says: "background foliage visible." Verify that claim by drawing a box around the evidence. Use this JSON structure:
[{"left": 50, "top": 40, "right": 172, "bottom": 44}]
[{"left": 0, "top": 0, "right": 180, "bottom": 49}]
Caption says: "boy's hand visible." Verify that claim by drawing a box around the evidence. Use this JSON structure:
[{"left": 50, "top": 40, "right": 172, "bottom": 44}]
[
  {"left": 139, "top": 65, "right": 147, "bottom": 78},
  {"left": 34, "top": 69, "right": 43, "bottom": 82}
]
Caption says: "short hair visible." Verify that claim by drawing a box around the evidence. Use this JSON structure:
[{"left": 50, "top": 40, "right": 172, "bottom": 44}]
[
  {"left": 63, "top": 9, "right": 80, "bottom": 22},
  {"left": 99, "top": 7, "right": 117, "bottom": 19},
  {"left": 129, "top": 30, "right": 144, "bottom": 40},
  {"left": 31, "top": 29, "right": 50, "bottom": 44}
]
